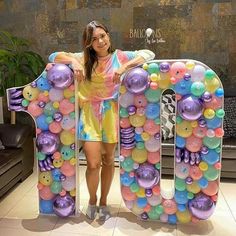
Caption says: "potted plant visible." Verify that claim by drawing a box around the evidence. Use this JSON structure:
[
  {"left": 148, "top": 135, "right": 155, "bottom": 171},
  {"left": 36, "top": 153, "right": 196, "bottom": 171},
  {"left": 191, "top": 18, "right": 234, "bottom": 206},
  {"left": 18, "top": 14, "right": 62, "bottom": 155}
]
[{"left": 0, "top": 30, "right": 45, "bottom": 124}]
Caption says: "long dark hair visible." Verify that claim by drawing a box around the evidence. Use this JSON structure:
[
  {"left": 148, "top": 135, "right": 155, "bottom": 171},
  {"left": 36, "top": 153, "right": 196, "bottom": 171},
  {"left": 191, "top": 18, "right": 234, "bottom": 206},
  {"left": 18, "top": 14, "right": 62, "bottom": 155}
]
[{"left": 82, "top": 21, "right": 114, "bottom": 81}]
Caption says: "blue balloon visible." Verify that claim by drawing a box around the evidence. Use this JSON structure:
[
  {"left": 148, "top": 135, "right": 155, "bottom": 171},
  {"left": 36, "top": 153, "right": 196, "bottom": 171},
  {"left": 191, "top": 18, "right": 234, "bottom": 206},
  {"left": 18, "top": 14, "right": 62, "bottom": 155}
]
[
  {"left": 121, "top": 172, "right": 134, "bottom": 186},
  {"left": 202, "top": 149, "right": 219, "bottom": 165},
  {"left": 206, "top": 117, "right": 222, "bottom": 129},
  {"left": 174, "top": 79, "right": 192, "bottom": 95},
  {"left": 215, "top": 88, "right": 224, "bottom": 97},
  {"left": 198, "top": 177, "right": 209, "bottom": 188},
  {"left": 36, "top": 114, "right": 49, "bottom": 130},
  {"left": 135, "top": 133, "right": 143, "bottom": 142},
  {"left": 137, "top": 197, "right": 148, "bottom": 208},
  {"left": 168, "top": 214, "right": 177, "bottom": 224},
  {"left": 174, "top": 190, "right": 188, "bottom": 204},
  {"left": 52, "top": 168, "right": 61, "bottom": 181},
  {"left": 176, "top": 135, "right": 186, "bottom": 148},
  {"left": 40, "top": 199, "right": 54, "bottom": 214},
  {"left": 145, "top": 103, "right": 160, "bottom": 119},
  {"left": 177, "top": 204, "right": 186, "bottom": 212},
  {"left": 36, "top": 76, "right": 52, "bottom": 91}
]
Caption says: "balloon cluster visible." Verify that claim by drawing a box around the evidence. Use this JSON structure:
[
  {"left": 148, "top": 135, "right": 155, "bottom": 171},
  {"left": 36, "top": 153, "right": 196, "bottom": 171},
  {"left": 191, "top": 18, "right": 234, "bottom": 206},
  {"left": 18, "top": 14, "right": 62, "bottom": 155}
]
[
  {"left": 119, "top": 61, "right": 224, "bottom": 223},
  {"left": 8, "top": 63, "right": 76, "bottom": 217}
]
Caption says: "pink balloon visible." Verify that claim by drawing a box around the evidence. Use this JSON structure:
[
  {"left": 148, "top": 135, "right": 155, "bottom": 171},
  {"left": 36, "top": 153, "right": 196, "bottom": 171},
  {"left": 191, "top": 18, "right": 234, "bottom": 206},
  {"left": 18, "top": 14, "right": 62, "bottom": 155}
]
[
  {"left": 39, "top": 186, "right": 55, "bottom": 200},
  {"left": 49, "top": 122, "right": 62, "bottom": 134},
  {"left": 170, "top": 62, "right": 186, "bottom": 79},
  {"left": 186, "top": 135, "right": 203, "bottom": 152},
  {"left": 134, "top": 94, "right": 147, "bottom": 108},
  {"left": 59, "top": 99, "right": 75, "bottom": 115},
  {"left": 60, "top": 161, "right": 76, "bottom": 177},
  {"left": 143, "top": 119, "right": 160, "bottom": 135},
  {"left": 121, "top": 186, "right": 137, "bottom": 201},
  {"left": 120, "top": 118, "right": 131, "bottom": 128},
  {"left": 28, "top": 100, "right": 43, "bottom": 117},
  {"left": 147, "top": 151, "right": 160, "bottom": 164},
  {"left": 204, "top": 95, "right": 222, "bottom": 110},
  {"left": 119, "top": 92, "right": 134, "bottom": 108},
  {"left": 145, "top": 137, "right": 160, "bottom": 152},
  {"left": 49, "top": 88, "right": 64, "bottom": 102}
]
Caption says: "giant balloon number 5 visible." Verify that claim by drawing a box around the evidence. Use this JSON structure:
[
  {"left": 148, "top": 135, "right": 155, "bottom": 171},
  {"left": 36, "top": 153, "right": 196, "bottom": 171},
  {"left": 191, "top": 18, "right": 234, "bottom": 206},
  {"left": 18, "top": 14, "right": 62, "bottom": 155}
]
[{"left": 7, "top": 60, "right": 224, "bottom": 224}]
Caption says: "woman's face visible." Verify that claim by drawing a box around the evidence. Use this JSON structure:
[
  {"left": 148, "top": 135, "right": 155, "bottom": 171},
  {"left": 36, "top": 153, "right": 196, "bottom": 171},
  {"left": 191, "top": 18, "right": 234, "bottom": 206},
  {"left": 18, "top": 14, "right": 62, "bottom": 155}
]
[{"left": 91, "top": 27, "right": 110, "bottom": 57}]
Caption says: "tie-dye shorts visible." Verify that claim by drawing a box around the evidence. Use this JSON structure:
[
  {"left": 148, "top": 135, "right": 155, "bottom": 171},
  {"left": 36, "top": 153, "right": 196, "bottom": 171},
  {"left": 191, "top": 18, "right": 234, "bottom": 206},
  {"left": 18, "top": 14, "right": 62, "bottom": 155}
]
[{"left": 78, "top": 99, "right": 118, "bottom": 143}]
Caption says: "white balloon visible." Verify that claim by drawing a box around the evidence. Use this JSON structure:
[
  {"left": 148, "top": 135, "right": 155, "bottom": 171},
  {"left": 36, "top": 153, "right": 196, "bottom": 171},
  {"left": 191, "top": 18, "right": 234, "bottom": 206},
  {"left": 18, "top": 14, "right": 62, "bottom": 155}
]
[{"left": 146, "top": 28, "right": 153, "bottom": 37}]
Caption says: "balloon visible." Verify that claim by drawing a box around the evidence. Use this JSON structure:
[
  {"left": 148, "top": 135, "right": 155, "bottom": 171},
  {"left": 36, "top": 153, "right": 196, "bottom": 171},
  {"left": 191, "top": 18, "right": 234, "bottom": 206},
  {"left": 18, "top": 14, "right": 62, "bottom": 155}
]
[
  {"left": 49, "top": 121, "right": 62, "bottom": 133},
  {"left": 203, "top": 136, "right": 221, "bottom": 149},
  {"left": 64, "top": 88, "right": 74, "bottom": 98},
  {"left": 204, "top": 165, "right": 220, "bottom": 181},
  {"left": 129, "top": 114, "right": 146, "bottom": 127},
  {"left": 147, "top": 62, "right": 159, "bottom": 74},
  {"left": 121, "top": 186, "right": 137, "bottom": 201},
  {"left": 147, "top": 151, "right": 160, "bottom": 164},
  {"left": 163, "top": 199, "right": 177, "bottom": 215},
  {"left": 61, "top": 115, "right": 75, "bottom": 130},
  {"left": 23, "top": 85, "right": 40, "bottom": 101},
  {"left": 174, "top": 79, "right": 192, "bottom": 95},
  {"left": 170, "top": 62, "right": 186, "bottom": 79},
  {"left": 47, "top": 64, "right": 73, "bottom": 89},
  {"left": 53, "top": 112, "right": 63, "bottom": 122},
  {"left": 191, "top": 81, "right": 205, "bottom": 97},
  {"left": 44, "top": 102, "right": 56, "bottom": 116},
  {"left": 176, "top": 135, "right": 186, "bottom": 148},
  {"left": 39, "top": 186, "right": 55, "bottom": 200},
  {"left": 136, "top": 163, "right": 159, "bottom": 188},
  {"left": 53, "top": 194, "right": 75, "bottom": 217},
  {"left": 123, "top": 67, "right": 149, "bottom": 94},
  {"left": 189, "top": 165, "right": 203, "bottom": 180},
  {"left": 186, "top": 181, "right": 201, "bottom": 194},
  {"left": 205, "top": 77, "right": 220, "bottom": 93},
  {"left": 27, "top": 101, "right": 43, "bottom": 117},
  {"left": 143, "top": 119, "right": 160, "bottom": 135},
  {"left": 186, "top": 135, "right": 202, "bottom": 152},
  {"left": 60, "top": 160, "right": 75, "bottom": 177},
  {"left": 119, "top": 92, "right": 135, "bottom": 108},
  {"left": 121, "top": 172, "right": 135, "bottom": 186},
  {"left": 61, "top": 145, "right": 75, "bottom": 160},
  {"left": 39, "top": 171, "right": 53, "bottom": 186},
  {"left": 48, "top": 88, "right": 64, "bottom": 102},
  {"left": 144, "top": 88, "right": 161, "bottom": 103},
  {"left": 36, "top": 76, "right": 52, "bottom": 91},
  {"left": 132, "top": 148, "right": 147, "bottom": 163},
  {"left": 193, "top": 125, "right": 207, "bottom": 138},
  {"left": 145, "top": 136, "right": 160, "bottom": 152},
  {"left": 36, "top": 131, "right": 60, "bottom": 155},
  {"left": 120, "top": 107, "right": 129, "bottom": 118},
  {"left": 188, "top": 193, "right": 215, "bottom": 220},
  {"left": 177, "top": 95, "right": 203, "bottom": 121},
  {"left": 175, "top": 162, "right": 190, "bottom": 179},
  {"left": 59, "top": 99, "right": 75, "bottom": 115},
  {"left": 205, "top": 116, "right": 222, "bottom": 129},
  {"left": 176, "top": 120, "right": 193, "bottom": 138},
  {"left": 120, "top": 157, "right": 134, "bottom": 172},
  {"left": 36, "top": 114, "right": 49, "bottom": 130},
  {"left": 120, "top": 118, "right": 131, "bottom": 128},
  {"left": 160, "top": 62, "right": 170, "bottom": 73},
  {"left": 62, "top": 175, "right": 76, "bottom": 191},
  {"left": 159, "top": 73, "right": 171, "bottom": 89},
  {"left": 127, "top": 105, "right": 136, "bottom": 115},
  {"left": 145, "top": 103, "right": 160, "bottom": 119},
  {"left": 191, "top": 65, "right": 206, "bottom": 81},
  {"left": 40, "top": 199, "right": 54, "bottom": 214},
  {"left": 50, "top": 181, "right": 62, "bottom": 194},
  {"left": 204, "top": 95, "right": 222, "bottom": 110},
  {"left": 176, "top": 210, "right": 191, "bottom": 223},
  {"left": 201, "top": 180, "right": 219, "bottom": 196},
  {"left": 134, "top": 94, "right": 147, "bottom": 108},
  {"left": 174, "top": 190, "right": 189, "bottom": 204},
  {"left": 60, "top": 130, "right": 74, "bottom": 145}
]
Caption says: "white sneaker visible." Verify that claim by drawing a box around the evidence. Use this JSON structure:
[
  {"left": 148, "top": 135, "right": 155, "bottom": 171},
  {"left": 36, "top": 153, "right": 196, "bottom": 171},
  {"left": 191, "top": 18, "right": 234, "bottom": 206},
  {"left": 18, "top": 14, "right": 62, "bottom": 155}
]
[
  {"left": 86, "top": 204, "right": 97, "bottom": 220},
  {"left": 98, "top": 206, "right": 111, "bottom": 221}
]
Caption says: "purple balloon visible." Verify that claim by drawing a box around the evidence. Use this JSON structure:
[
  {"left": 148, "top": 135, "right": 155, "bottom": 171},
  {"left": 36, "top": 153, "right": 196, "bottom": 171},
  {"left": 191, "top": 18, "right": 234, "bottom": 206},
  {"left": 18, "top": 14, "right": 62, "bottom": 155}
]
[
  {"left": 159, "top": 62, "right": 170, "bottom": 73},
  {"left": 127, "top": 105, "right": 136, "bottom": 115},
  {"left": 36, "top": 131, "right": 60, "bottom": 155},
  {"left": 136, "top": 163, "right": 159, "bottom": 189},
  {"left": 141, "top": 212, "right": 149, "bottom": 220},
  {"left": 201, "top": 91, "right": 212, "bottom": 103},
  {"left": 53, "top": 194, "right": 75, "bottom": 217},
  {"left": 178, "top": 95, "right": 203, "bottom": 121},
  {"left": 145, "top": 188, "right": 153, "bottom": 197},
  {"left": 189, "top": 194, "right": 215, "bottom": 220},
  {"left": 123, "top": 67, "right": 149, "bottom": 94},
  {"left": 53, "top": 112, "right": 63, "bottom": 122},
  {"left": 47, "top": 64, "right": 74, "bottom": 89}
]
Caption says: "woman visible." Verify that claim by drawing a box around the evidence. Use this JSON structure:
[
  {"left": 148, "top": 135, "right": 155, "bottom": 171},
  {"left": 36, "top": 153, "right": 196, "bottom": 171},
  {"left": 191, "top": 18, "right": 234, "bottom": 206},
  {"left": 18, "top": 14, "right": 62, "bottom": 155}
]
[{"left": 49, "top": 20, "right": 155, "bottom": 221}]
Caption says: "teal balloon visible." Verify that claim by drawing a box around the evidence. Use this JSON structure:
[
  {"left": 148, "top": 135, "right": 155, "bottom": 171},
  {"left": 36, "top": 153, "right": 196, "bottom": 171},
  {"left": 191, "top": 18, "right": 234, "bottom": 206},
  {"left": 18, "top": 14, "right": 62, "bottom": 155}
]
[
  {"left": 119, "top": 107, "right": 129, "bottom": 118},
  {"left": 121, "top": 157, "right": 134, "bottom": 172},
  {"left": 61, "top": 145, "right": 75, "bottom": 160},
  {"left": 175, "top": 177, "right": 186, "bottom": 191},
  {"left": 144, "top": 88, "right": 161, "bottom": 103},
  {"left": 50, "top": 181, "right": 62, "bottom": 194},
  {"left": 204, "top": 165, "right": 219, "bottom": 181},
  {"left": 147, "top": 62, "right": 159, "bottom": 74},
  {"left": 190, "top": 81, "right": 205, "bottom": 96},
  {"left": 203, "top": 137, "right": 221, "bottom": 149},
  {"left": 130, "top": 182, "right": 140, "bottom": 192},
  {"left": 147, "top": 207, "right": 160, "bottom": 220}
]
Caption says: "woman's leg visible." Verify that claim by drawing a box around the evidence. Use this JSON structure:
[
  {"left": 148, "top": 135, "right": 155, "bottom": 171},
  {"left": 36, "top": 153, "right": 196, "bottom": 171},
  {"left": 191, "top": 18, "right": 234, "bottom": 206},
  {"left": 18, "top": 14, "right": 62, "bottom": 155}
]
[
  {"left": 99, "top": 142, "right": 117, "bottom": 206},
  {"left": 83, "top": 141, "right": 102, "bottom": 205}
]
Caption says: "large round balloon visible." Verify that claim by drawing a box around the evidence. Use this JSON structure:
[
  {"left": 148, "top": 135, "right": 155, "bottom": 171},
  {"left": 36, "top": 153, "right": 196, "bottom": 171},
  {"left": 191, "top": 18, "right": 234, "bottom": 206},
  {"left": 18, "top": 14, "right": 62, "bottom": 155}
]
[
  {"left": 53, "top": 194, "right": 75, "bottom": 217},
  {"left": 188, "top": 193, "right": 215, "bottom": 220},
  {"left": 136, "top": 163, "right": 160, "bottom": 188},
  {"left": 47, "top": 64, "right": 74, "bottom": 89},
  {"left": 123, "top": 67, "right": 149, "bottom": 94},
  {"left": 36, "top": 131, "right": 60, "bottom": 155},
  {"left": 177, "top": 95, "right": 203, "bottom": 121}
]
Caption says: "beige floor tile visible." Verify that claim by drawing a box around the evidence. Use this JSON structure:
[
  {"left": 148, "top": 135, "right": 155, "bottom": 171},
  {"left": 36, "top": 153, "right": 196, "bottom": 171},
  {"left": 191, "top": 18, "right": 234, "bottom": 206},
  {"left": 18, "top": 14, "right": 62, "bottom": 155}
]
[
  {"left": 176, "top": 210, "right": 236, "bottom": 236},
  {"left": 114, "top": 206, "right": 177, "bottom": 236},
  {"left": 50, "top": 232, "right": 99, "bottom": 236},
  {"left": 220, "top": 182, "right": 236, "bottom": 212},
  {"left": 0, "top": 227, "right": 51, "bottom": 236}
]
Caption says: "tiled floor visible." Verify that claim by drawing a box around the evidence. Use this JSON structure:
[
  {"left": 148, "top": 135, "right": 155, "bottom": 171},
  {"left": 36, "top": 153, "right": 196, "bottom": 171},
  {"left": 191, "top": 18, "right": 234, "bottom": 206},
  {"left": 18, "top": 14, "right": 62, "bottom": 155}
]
[{"left": 0, "top": 166, "right": 236, "bottom": 236}]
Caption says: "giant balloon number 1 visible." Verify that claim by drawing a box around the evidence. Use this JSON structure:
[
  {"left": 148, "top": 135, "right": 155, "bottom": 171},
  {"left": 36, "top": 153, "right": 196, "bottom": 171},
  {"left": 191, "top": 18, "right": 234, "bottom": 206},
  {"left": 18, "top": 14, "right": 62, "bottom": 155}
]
[{"left": 7, "top": 59, "right": 224, "bottom": 224}]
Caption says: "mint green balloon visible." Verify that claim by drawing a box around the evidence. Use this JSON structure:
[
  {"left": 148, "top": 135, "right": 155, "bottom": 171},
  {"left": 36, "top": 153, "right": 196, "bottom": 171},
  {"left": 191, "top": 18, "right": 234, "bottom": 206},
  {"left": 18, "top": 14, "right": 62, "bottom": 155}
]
[
  {"left": 46, "top": 116, "right": 53, "bottom": 124},
  {"left": 144, "top": 88, "right": 161, "bottom": 103},
  {"left": 119, "top": 107, "right": 129, "bottom": 118},
  {"left": 147, "top": 62, "right": 159, "bottom": 74},
  {"left": 176, "top": 116, "right": 183, "bottom": 124},
  {"left": 22, "top": 99, "right": 29, "bottom": 107},
  {"left": 136, "top": 142, "right": 145, "bottom": 149},
  {"left": 205, "top": 69, "right": 215, "bottom": 80},
  {"left": 216, "top": 109, "right": 225, "bottom": 118},
  {"left": 175, "top": 177, "right": 186, "bottom": 191},
  {"left": 204, "top": 165, "right": 219, "bottom": 181},
  {"left": 36, "top": 152, "right": 46, "bottom": 161},
  {"left": 203, "top": 137, "right": 221, "bottom": 149},
  {"left": 121, "top": 157, "right": 134, "bottom": 172},
  {"left": 154, "top": 205, "right": 164, "bottom": 215},
  {"left": 44, "top": 102, "right": 56, "bottom": 116},
  {"left": 147, "top": 207, "right": 160, "bottom": 220},
  {"left": 187, "top": 192, "right": 194, "bottom": 199},
  {"left": 50, "top": 181, "right": 62, "bottom": 194},
  {"left": 61, "top": 146, "right": 75, "bottom": 160},
  {"left": 130, "top": 182, "right": 140, "bottom": 192},
  {"left": 190, "top": 81, "right": 205, "bottom": 96}
]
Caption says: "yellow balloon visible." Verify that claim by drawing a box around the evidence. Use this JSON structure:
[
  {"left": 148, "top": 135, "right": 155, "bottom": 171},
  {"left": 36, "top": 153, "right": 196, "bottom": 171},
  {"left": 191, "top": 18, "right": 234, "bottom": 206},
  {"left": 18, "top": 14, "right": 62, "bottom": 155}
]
[
  {"left": 136, "top": 187, "right": 146, "bottom": 198},
  {"left": 204, "top": 108, "right": 215, "bottom": 119},
  {"left": 23, "top": 85, "right": 40, "bottom": 101},
  {"left": 205, "top": 77, "right": 220, "bottom": 93},
  {"left": 159, "top": 73, "right": 171, "bottom": 89},
  {"left": 69, "top": 157, "right": 76, "bottom": 165},
  {"left": 185, "top": 61, "right": 195, "bottom": 70},
  {"left": 119, "top": 85, "right": 127, "bottom": 94},
  {"left": 186, "top": 181, "right": 201, "bottom": 194},
  {"left": 142, "top": 63, "right": 148, "bottom": 70},
  {"left": 132, "top": 202, "right": 144, "bottom": 214},
  {"left": 150, "top": 73, "right": 159, "bottom": 82},
  {"left": 70, "top": 189, "right": 76, "bottom": 197},
  {"left": 39, "top": 171, "right": 52, "bottom": 186},
  {"left": 132, "top": 148, "right": 147, "bottom": 163},
  {"left": 199, "top": 161, "right": 208, "bottom": 171},
  {"left": 176, "top": 120, "right": 193, "bottom": 138},
  {"left": 53, "top": 158, "right": 64, "bottom": 168},
  {"left": 53, "top": 101, "right": 60, "bottom": 109},
  {"left": 60, "top": 130, "right": 75, "bottom": 145},
  {"left": 141, "top": 132, "right": 150, "bottom": 141},
  {"left": 64, "top": 88, "right": 74, "bottom": 98},
  {"left": 176, "top": 210, "right": 191, "bottom": 223},
  {"left": 129, "top": 114, "right": 146, "bottom": 127}
]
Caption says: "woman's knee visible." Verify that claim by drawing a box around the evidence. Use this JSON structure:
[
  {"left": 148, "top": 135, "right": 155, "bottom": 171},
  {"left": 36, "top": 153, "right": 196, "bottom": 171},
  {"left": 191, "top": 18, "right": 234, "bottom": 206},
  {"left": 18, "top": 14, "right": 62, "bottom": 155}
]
[
  {"left": 102, "top": 155, "right": 114, "bottom": 166},
  {"left": 87, "top": 161, "right": 101, "bottom": 171}
]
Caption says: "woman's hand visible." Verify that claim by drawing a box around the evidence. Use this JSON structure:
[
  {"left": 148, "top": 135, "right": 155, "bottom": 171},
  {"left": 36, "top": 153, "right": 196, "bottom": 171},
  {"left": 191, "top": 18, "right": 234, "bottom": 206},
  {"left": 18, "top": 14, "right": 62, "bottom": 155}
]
[
  {"left": 71, "top": 60, "right": 85, "bottom": 82},
  {"left": 113, "top": 66, "right": 126, "bottom": 84}
]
